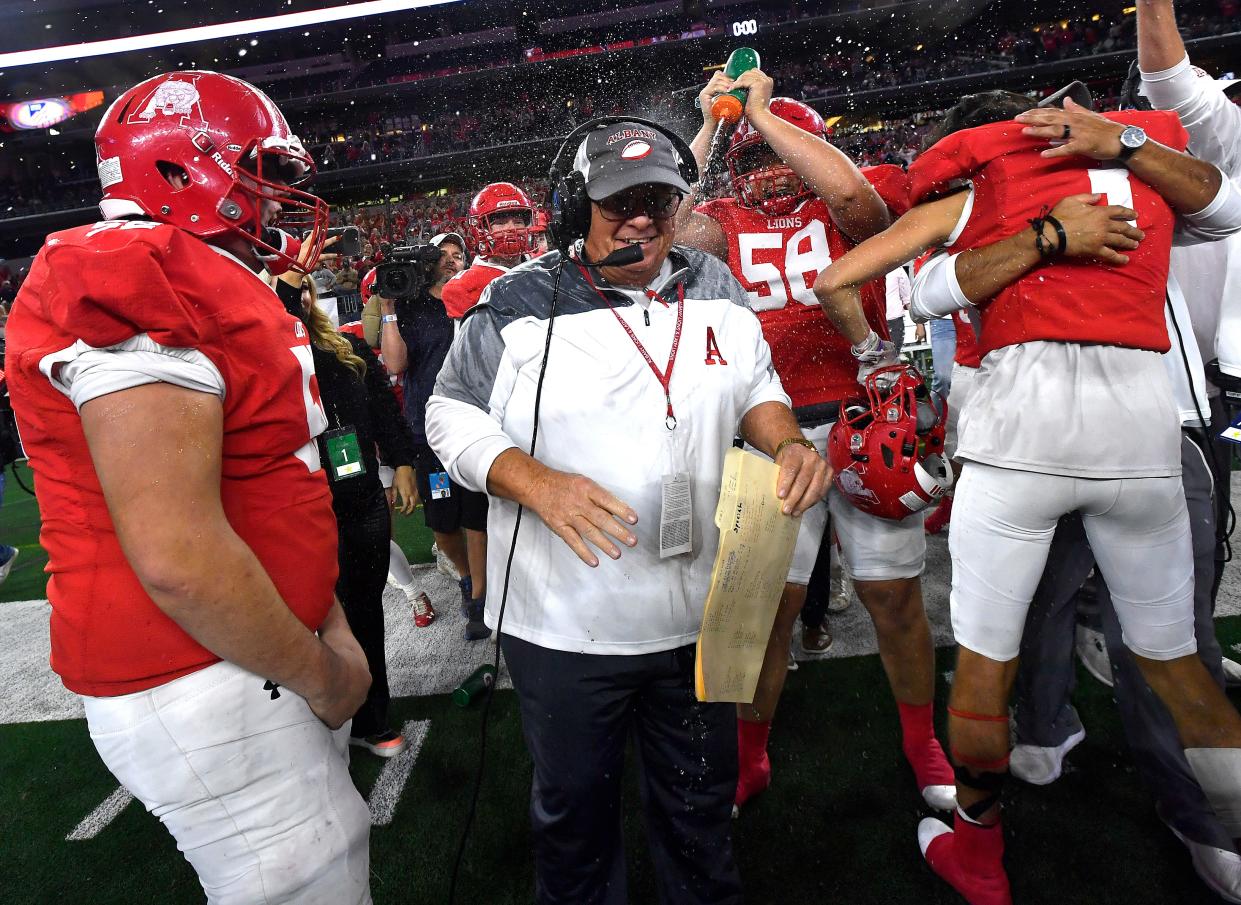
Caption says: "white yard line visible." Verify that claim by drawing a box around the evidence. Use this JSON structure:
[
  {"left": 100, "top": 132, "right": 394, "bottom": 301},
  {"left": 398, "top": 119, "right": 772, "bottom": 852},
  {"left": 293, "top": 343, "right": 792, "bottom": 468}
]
[
  {"left": 367, "top": 719, "right": 431, "bottom": 826},
  {"left": 66, "top": 787, "right": 135, "bottom": 841}
]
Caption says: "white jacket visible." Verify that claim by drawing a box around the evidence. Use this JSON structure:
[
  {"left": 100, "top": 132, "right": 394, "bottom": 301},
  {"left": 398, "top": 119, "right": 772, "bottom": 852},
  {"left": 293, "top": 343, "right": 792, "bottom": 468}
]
[{"left": 425, "top": 246, "right": 789, "bottom": 655}]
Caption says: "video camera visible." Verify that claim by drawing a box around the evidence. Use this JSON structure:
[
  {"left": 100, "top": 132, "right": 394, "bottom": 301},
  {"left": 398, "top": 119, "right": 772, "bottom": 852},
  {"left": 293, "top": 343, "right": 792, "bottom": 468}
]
[{"left": 373, "top": 244, "right": 443, "bottom": 300}]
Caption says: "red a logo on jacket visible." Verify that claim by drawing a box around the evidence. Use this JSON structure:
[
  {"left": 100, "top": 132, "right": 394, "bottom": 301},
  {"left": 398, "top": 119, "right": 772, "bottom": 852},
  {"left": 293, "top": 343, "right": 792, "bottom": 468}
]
[{"left": 705, "top": 327, "right": 728, "bottom": 366}]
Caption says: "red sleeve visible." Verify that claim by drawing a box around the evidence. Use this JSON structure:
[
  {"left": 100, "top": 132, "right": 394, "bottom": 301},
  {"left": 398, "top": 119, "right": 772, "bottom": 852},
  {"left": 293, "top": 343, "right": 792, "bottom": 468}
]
[
  {"left": 441, "top": 267, "right": 487, "bottom": 319},
  {"left": 861, "top": 164, "right": 911, "bottom": 217},
  {"left": 908, "top": 131, "right": 979, "bottom": 207}
]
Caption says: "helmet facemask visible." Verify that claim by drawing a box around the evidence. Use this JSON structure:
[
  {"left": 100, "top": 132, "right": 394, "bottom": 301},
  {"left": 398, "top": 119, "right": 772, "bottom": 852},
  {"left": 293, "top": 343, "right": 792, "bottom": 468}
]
[
  {"left": 728, "top": 142, "right": 809, "bottom": 216},
  {"left": 223, "top": 135, "right": 328, "bottom": 275}
]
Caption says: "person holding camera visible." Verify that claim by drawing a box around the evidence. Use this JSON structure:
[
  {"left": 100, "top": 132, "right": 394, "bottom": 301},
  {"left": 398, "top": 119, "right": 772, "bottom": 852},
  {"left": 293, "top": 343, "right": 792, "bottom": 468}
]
[
  {"left": 376, "top": 233, "right": 494, "bottom": 640},
  {"left": 426, "top": 119, "right": 828, "bottom": 905},
  {"left": 273, "top": 241, "right": 420, "bottom": 758}
]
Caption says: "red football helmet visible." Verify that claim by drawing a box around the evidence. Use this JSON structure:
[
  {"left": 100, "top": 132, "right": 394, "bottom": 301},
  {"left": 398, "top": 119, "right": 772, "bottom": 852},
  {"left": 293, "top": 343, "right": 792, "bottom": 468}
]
[
  {"left": 360, "top": 267, "right": 377, "bottom": 304},
  {"left": 466, "top": 182, "right": 534, "bottom": 258},
  {"left": 530, "top": 209, "right": 550, "bottom": 254},
  {"left": 93, "top": 71, "right": 328, "bottom": 274},
  {"left": 726, "top": 97, "right": 826, "bottom": 216},
  {"left": 827, "top": 365, "right": 953, "bottom": 521}
]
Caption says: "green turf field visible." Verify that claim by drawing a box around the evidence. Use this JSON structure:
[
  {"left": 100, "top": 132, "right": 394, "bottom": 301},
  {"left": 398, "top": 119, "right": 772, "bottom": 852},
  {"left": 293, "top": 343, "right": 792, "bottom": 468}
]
[
  {"left": 3, "top": 640, "right": 1240, "bottom": 904},
  {"left": 0, "top": 460, "right": 437, "bottom": 604},
  {"left": 3, "top": 459, "right": 1239, "bottom": 903}
]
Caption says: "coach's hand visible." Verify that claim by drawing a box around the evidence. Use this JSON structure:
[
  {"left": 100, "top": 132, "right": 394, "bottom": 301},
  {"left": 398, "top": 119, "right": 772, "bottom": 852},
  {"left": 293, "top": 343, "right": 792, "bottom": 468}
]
[
  {"left": 529, "top": 469, "right": 639, "bottom": 568},
  {"left": 1014, "top": 97, "right": 1127, "bottom": 161},
  {"left": 775, "top": 442, "right": 830, "bottom": 517},
  {"left": 1049, "top": 193, "right": 1145, "bottom": 265},
  {"left": 306, "top": 600, "right": 372, "bottom": 729}
]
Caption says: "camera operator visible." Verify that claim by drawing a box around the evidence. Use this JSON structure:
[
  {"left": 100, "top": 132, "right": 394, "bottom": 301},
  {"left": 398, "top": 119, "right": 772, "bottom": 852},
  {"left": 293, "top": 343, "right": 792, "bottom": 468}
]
[{"left": 376, "top": 233, "right": 493, "bottom": 641}]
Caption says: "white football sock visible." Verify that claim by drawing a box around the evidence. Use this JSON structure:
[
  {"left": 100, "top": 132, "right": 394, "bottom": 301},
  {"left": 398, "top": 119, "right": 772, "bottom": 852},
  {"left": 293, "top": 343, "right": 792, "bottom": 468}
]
[{"left": 388, "top": 540, "right": 416, "bottom": 590}]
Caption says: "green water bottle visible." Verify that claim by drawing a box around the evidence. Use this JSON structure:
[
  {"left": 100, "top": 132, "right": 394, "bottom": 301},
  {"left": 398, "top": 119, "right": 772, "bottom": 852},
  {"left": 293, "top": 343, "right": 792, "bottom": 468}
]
[
  {"left": 711, "top": 47, "right": 761, "bottom": 124},
  {"left": 452, "top": 664, "right": 497, "bottom": 708}
]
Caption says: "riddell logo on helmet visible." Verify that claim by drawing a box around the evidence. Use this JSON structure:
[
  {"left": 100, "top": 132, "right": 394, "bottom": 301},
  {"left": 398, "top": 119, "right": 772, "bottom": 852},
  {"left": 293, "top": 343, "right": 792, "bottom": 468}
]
[
  {"left": 495, "top": 199, "right": 520, "bottom": 208},
  {"left": 128, "top": 77, "right": 208, "bottom": 131},
  {"left": 620, "top": 140, "right": 652, "bottom": 161}
]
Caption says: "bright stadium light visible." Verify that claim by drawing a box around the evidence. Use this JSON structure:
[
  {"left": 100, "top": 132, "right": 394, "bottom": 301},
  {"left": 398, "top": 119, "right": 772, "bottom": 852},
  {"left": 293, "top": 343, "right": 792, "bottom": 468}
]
[{"left": 0, "top": 0, "right": 461, "bottom": 70}]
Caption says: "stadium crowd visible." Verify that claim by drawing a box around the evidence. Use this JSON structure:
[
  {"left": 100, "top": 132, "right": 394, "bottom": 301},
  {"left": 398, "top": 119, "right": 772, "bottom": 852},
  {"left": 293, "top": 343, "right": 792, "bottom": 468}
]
[
  {"left": 3, "top": 3, "right": 1237, "bottom": 221},
  {"left": 7, "top": 1, "right": 1241, "bottom": 904}
]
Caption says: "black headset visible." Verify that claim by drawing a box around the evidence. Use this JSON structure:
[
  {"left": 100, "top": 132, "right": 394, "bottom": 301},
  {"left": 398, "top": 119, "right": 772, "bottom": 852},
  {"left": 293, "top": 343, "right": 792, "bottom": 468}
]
[
  {"left": 1120, "top": 59, "right": 1153, "bottom": 112},
  {"left": 546, "top": 115, "right": 699, "bottom": 254}
]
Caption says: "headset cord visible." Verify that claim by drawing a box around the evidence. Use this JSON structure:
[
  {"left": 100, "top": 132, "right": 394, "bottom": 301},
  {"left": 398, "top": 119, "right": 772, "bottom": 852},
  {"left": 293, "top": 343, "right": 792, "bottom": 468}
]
[
  {"left": 447, "top": 257, "right": 566, "bottom": 905},
  {"left": 1168, "top": 297, "right": 1234, "bottom": 562},
  {"left": 9, "top": 460, "right": 33, "bottom": 497}
]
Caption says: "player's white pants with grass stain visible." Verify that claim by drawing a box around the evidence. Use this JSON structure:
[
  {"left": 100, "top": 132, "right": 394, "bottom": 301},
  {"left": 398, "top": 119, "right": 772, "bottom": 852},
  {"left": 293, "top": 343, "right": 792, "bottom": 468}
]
[{"left": 83, "top": 660, "right": 372, "bottom": 905}]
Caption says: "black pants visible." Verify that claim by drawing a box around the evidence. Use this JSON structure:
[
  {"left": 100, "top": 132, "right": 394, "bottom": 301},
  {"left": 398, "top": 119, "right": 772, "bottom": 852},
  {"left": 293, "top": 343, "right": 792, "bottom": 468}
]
[
  {"left": 501, "top": 635, "right": 743, "bottom": 905},
  {"left": 335, "top": 488, "right": 392, "bottom": 738}
]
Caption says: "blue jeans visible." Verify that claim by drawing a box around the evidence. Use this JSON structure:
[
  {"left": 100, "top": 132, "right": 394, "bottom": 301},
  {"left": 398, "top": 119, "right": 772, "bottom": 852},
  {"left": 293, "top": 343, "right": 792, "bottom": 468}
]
[{"left": 928, "top": 317, "right": 957, "bottom": 400}]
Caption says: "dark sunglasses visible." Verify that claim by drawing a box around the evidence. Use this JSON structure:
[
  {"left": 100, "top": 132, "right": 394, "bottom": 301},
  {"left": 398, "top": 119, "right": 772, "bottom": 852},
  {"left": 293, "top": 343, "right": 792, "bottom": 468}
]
[{"left": 597, "top": 188, "right": 684, "bottom": 221}]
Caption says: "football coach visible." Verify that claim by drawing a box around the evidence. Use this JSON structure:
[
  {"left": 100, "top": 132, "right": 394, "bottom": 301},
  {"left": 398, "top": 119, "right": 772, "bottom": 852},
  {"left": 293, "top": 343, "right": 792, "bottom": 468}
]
[{"left": 425, "top": 118, "right": 829, "bottom": 904}]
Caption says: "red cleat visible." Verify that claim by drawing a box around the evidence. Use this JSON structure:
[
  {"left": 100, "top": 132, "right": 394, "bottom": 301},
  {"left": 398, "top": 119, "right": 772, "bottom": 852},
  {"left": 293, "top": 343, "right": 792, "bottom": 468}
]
[
  {"left": 925, "top": 496, "right": 953, "bottom": 535},
  {"left": 906, "top": 735, "right": 958, "bottom": 811},
  {"left": 412, "top": 591, "right": 436, "bottom": 628},
  {"left": 734, "top": 719, "right": 772, "bottom": 812},
  {"left": 899, "top": 702, "right": 957, "bottom": 811},
  {"left": 919, "top": 813, "right": 1012, "bottom": 905}
]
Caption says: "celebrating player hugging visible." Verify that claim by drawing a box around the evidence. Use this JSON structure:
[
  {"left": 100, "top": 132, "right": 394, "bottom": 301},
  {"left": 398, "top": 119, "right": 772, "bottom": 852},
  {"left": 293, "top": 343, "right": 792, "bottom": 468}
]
[{"left": 5, "top": 1, "right": 1241, "bottom": 903}]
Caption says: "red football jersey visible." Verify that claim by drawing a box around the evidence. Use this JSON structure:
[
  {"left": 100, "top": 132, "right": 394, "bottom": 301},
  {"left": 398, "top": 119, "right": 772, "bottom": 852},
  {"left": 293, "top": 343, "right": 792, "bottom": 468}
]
[
  {"left": 909, "top": 111, "right": 1189, "bottom": 356},
  {"left": 696, "top": 195, "right": 889, "bottom": 407},
  {"left": 6, "top": 221, "right": 339, "bottom": 696},
  {"left": 441, "top": 259, "right": 509, "bottom": 319}
]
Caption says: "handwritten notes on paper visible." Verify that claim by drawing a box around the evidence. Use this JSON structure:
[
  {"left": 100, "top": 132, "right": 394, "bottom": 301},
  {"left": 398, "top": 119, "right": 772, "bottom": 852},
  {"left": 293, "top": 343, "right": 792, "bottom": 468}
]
[{"left": 695, "top": 447, "right": 802, "bottom": 703}]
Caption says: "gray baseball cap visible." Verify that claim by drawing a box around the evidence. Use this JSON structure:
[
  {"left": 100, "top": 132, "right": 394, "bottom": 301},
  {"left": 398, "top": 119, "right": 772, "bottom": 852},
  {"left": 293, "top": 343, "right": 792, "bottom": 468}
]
[
  {"left": 572, "top": 121, "right": 692, "bottom": 201},
  {"left": 430, "top": 231, "right": 466, "bottom": 251}
]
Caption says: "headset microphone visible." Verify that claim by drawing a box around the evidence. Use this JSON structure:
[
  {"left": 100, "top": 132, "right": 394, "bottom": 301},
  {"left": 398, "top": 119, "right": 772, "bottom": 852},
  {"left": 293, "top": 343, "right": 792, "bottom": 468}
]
[{"left": 578, "top": 244, "right": 645, "bottom": 268}]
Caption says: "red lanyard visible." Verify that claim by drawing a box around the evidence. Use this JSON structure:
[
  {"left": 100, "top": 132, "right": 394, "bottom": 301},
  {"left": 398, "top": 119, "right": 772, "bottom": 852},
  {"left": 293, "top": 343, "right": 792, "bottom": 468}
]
[{"left": 579, "top": 264, "right": 684, "bottom": 430}]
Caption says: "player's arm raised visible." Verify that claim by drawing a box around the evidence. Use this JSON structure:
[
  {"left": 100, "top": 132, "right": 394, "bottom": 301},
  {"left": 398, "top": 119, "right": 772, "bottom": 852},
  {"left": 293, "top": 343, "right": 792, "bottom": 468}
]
[
  {"left": 813, "top": 191, "right": 968, "bottom": 345},
  {"left": 1136, "top": 0, "right": 1186, "bottom": 73},
  {"left": 732, "top": 68, "right": 890, "bottom": 243},
  {"left": 673, "top": 72, "right": 734, "bottom": 260},
  {"left": 80, "top": 382, "right": 370, "bottom": 729}
]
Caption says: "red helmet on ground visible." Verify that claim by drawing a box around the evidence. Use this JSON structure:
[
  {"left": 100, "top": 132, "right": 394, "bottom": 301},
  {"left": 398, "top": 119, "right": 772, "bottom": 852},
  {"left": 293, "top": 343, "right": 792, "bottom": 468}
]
[
  {"left": 726, "top": 97, "right": 827, "bottom": 216},
  {"left": 93, "top": 70, "right": 328, "bottom": 274},
  {"left": 827, "top": 365, "right": 953, "bottom": 521},
  {"left": 466, "top": 182, "right": 534, "bottom": 258}
]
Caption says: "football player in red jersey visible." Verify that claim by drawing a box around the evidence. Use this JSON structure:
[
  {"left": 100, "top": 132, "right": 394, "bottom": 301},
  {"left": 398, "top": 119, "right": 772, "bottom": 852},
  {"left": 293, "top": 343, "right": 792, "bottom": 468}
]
[
  {"left": 5, "top": 72, "right": 374, "bottom": 903},
  {"left": 441, "top": 181, "right": 536, "bottom": 319},
  {"left": 816, "top": 89, "right": 1241, "bottom": 905},
  {"left": 675, "top": 66, "right": 962, "bottom": 814}
]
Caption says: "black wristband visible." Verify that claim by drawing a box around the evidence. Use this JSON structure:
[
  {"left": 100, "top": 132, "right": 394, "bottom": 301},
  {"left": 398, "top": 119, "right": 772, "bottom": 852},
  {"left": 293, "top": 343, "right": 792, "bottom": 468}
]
[
  {"left": 1043, "top": 214, "right": 1068, "bottom": 255},
  {"left": 1028, "top": 206, "right": 1066, "bottom": 259}
]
